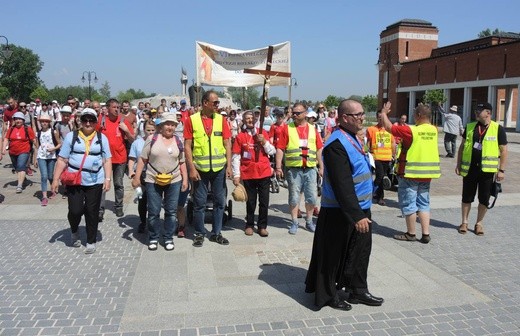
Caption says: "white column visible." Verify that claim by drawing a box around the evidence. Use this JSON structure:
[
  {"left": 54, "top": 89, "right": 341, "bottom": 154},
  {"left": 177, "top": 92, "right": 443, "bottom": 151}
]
[
  {"left": 516, "top": 83, "right": 520, "bottom": 132},
  {"left": 463, "top": 87, "right": 472, "bottom": 125},
  {"left": 409, "top": 91, "right": 416, "bottom": 124},
  {"left": 443, "top": 88, "right": 451, "bottom": 112},
  {"left": 504, "top": 86, "right": 513, "bottom": 128},
  {"left": 487, "top": 85, "right": 497, "bottom": 120}
]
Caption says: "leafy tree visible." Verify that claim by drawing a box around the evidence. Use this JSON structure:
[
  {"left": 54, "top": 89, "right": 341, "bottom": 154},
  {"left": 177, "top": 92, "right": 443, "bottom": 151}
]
[
  {"left": 348, "top": 95, "right": 363, "bottom": 103},
  {"left": 361, "top": 95, "right": 378, "bottom": 112},
  {"left": 422, "top": 89, "right": 446, "bottom": 106},
  {"left": 116, "top": 88, "right": 153, "bottom": 102},
  {"left": 47, "top": 85, "right": 93, "bottom": 104},
  {"left": 228, "top": 87, "right": 260, "bottom": 109},
  {"left": 478, "top": 28, "right": 504, "bottom": 38},
  {"left": 0, "top": 86, "right": 10, "bottom": 101},
  {"left": 30, "top": 85, "right": 49, "bottom": 102},
  {"left": 98, "top": 81, "right": 111, "bottom": 102},
  {"left": 323, "top": 95, "right": 341, "bottom": 109},
  {"left": 268, "top": 96, "right": 287, "bottom": 107},
  {"left": 0, "top": 45, "right": 44, "bottom": 102}
]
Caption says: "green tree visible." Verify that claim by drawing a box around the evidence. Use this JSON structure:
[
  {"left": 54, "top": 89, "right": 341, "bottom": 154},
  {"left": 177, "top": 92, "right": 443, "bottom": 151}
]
[
  {"left": 228, "top": 87, "right": 260, "bottom": 109},
  {"left": 268, "top": 96, "right": 286, "bottom": 107},
  {"left": 323, "top": 95, "right": 341, "bottom": 109},
  {"left": 361, "top": 94, "right": 378, "bottom": 112},
  {"left": 0, "top": 86, "right": 10, "bottom": 101},
  {"left": 348, "top": 95, "right": 363, "bottom": 103},
  {"left": 30, "top": 85, "right": 49, "bottom": 102},
  {"left": 98, "top": 81, "right": 111, "bottom": 101},
  {"left": 116, "top": 88, "right": 153, "bottom": 102},
  {"left": 422, "top": 89, "right": 446, "bottom": 106},
  {"left": 47, "top": 85, "right": 93, "bottom": 103},
  {"left": 478, "top": 28, "right": 504, "bottom": 38},
  {"left": 0, "top": 45, "right": 44, "bottom": 102}
]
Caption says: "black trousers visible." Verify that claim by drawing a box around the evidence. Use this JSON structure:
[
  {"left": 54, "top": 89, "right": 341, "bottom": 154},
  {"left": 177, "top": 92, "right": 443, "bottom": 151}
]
[
  {"left": 138, "top": 190, "right": 148, "bottom": 225},
  {"left": 374, "top": 160, "right": 390, "bottom": 200},
  {"left": 67, "top": 184, "right": 103, "bottom": 244},
  {"left": 243, "top": 177, "right": 270, "bottom": 229},
  {"left": 462, "top": 167, "right": 494, "bottom": 206}
]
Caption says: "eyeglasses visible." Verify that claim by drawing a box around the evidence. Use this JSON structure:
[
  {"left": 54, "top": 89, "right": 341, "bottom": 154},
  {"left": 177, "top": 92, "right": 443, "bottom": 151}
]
[
  {"left": 345, "top": 112, "right": 365, "bottom": 118},
  {"left": 19, "top": 106, "right": 27, "bottom": 108},
  {"left": 212, "top": 101, "right": 220, "bottom": 106},
  {"left": 292, "top": 111, "right": 305, "bottom": 116},
  {"left": 81, "top": 118, "right": 96, "bottom": 123},
  {"left": 68, "top": 102, "right": 76, "bottom": 106}
]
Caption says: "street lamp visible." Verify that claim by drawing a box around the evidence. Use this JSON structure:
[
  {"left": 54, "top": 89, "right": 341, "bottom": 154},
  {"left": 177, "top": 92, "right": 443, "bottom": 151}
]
[
  {"left": 375, "top": 50, "right": 402, "bottom": 102},
  {"left": 288, "top": 77, "right": 298, "bottom": 110},
  {"left": 81, "top": 71, "right": 98, "bottom": 100},
  {"left": 0, "top": 35, "right": 13, "bottom": 65}
]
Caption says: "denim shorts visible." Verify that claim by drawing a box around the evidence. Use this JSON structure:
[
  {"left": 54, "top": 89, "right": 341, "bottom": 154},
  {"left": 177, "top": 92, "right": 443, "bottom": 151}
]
[
  {"left": 10, "top": 152, "right": 30, "bottom": 172},
  {"left": 286, "top": 167, "right": 317, "bottom": 206},
  {"left": 397, "top": 177, "right": 431, "bottom": 215}
]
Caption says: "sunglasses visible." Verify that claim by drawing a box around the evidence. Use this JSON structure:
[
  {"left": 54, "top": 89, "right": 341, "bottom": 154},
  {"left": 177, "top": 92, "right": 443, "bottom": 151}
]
[
  {"left": 68, "top": 102, "right": 76, "bottom": 106},
  {"left": 81, "top": 118, "right": 96, "bottom": 123},
  {"left": 212, "top": 101, "right": 220, "bottom": 106},
  {"left": 292, "top": 111, "right": 305, "bottom": 116}
]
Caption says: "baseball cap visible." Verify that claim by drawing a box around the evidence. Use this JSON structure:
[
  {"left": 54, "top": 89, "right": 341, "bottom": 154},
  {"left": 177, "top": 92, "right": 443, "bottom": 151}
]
[
  {"left": 476, "top": 102, "right": 492, "bottom": 111},
  {"left": 13, "top": 112, "right": 26, "bottom": 120},
  {"left": 60, "top": 105, "right": 72, "bottom": 114},
  {"left": 81, "top": 108, "right": 97, "bottom": 120}
]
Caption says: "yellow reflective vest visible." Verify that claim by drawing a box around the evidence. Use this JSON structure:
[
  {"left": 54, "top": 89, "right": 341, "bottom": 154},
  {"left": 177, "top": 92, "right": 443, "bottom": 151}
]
[
  {"left": 191, "top": 112, "right": 226, "bottom": 172},
  {"left": 404, "top": 124, "right": 441, "bottom": 179},
  {"left": 460, "top": 121, "right": 499, "bottom": 177},
  {"left": 285, "top": 123, "right": 317, "bottom": 168},
  {"left": 367, "top": 125, "right": 393, "bottom": 161}
]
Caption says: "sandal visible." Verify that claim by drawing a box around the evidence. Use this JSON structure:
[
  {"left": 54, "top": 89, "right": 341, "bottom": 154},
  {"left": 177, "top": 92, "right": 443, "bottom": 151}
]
[
  {"left": 458, "top": 223, "right": 468, "bottom": 234},
  {"left": 474, "top": 224, "right": 484, "bottom": 236},
  {"left": 394, "top": 232, "right": 416, "bottom": 241},
  {"left": 209, "top": 234, "right": 229, "bottom": 245}
]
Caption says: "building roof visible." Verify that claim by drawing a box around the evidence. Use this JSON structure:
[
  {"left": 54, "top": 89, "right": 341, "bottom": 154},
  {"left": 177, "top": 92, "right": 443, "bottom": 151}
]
[{"left": 385, "top": 19, "right": 436, "bottom": 30}]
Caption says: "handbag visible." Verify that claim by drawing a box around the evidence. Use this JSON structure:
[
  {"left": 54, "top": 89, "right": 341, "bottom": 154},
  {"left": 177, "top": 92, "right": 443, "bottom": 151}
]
[
  {"left": 487, "top": 175, "right": 502, "bottom": 209},
  {"left": 59, "top": 136, "right": 94, "bottom": 186}
]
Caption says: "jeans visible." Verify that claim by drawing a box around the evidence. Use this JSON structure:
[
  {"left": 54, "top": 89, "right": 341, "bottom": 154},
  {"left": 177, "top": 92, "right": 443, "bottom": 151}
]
[
  {"left": 37, "top": 158, "right": 56, "bottom": 193},
  {"left": 444, "top": 133, "right": 457, "bottom": 156},
  {"left": 193, "top": 168, "right": 226, "bottom": 235},
  {"left": 99, "top": 163, "right": 126, "bottom": 213},
  {"left": 146, "top": 181, "right": 181, "bottom": 243},
  {"left": 373, "top": 160, "right": 390, "bottom": 201},
  {"left": 243, "top": 177, "right": 270, "bottom": 229},
  {"left": 67, "top": 184, "right": 103, "bottom": 244}
]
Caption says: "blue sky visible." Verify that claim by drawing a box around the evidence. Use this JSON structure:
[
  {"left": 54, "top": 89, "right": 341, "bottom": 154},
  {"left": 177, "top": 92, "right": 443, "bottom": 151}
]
[{"left": 3, "top": 0, "right": 519, "bottom": 102}]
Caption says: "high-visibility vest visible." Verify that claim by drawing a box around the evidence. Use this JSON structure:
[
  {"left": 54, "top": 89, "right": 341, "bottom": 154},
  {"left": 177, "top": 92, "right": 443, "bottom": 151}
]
[
  {"left": 191, "top": 112, "right": 226, "bottom": 172},
  {"left": 404, "top": 124, "right": 441, "bottom": 179},
  {"left": 460, "top": 121, "right": 499, "bottom": 177},
  {"left": 321, "top": 129, "right": 373, "bottom": 210},
  {"left": 284, "top": 122, "right": 317, "bottom": 168},
  {"left": 367, "top": 126, "right": 393, "bottom": 161}
]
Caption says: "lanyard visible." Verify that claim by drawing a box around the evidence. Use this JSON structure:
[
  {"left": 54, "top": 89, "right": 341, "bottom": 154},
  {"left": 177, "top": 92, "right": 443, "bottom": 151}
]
[
  {"left": 340, "top": 129, "right": 365, "bottom": 156},
  {"left": 477, "top": 123, "right": 489, "bottom": 143}
]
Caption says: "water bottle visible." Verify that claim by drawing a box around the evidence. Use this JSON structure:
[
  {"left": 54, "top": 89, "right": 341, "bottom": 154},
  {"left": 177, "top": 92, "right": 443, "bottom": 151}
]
[{"left": 134, "top": 186, "right": 143, "bottom": 203}]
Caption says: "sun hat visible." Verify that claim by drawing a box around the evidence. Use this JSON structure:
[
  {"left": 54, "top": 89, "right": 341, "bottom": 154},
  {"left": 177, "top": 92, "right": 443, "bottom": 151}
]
[
  {"left": 60, "top": 105, "right": 72, "bottom": 114},
  {"left": 449, "top": 105, "right": 458, "bottom": 112},
  {"left": 12, "top": 112, "right": 26, "bottom": 120},
  {"left": 232, "top": 183, "right": 248, "bottom": 202},
  {"left": 159, "top": 113, "right": 178, "bottom": 125},
  {"left": 80, "top": 108, "right": 98, "bottom": 120},
  {"left": 38, "top": 114, "right": 52, "bottom": 122}
]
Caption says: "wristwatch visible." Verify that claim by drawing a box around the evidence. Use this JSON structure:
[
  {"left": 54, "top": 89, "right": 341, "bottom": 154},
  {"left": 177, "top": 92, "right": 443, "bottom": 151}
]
[
  {"left": 105, "top": 178, "right": 111, "bottom": 181},
  {"left": 499, "top": 169, "right": 505, "bottom": 173}
]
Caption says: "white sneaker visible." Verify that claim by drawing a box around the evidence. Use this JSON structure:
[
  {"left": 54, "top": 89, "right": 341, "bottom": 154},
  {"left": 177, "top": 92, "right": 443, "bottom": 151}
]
[
  {"left": 71, "top": 233, "right": 81, "bottom": 248},
  {"left": 85, "top": 243, "right": 96, "bottom": 254},
  {"left": 165, "top": 241, "right": 175, "bottom": 251}
]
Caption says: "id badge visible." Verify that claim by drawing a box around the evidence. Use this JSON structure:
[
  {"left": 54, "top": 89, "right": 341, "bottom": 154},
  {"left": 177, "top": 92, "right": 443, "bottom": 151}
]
[
  {"left": 473, "top": 142, "right": 482, "bottom": 150},
  {"left": 243, "top": 151, "right": 252, "bottom": 159},
  {"left": 378, "top": 142, "right": 384, "bottom": 148},
  {"left": 300, "top": 139, "right": 308, "bottom": 148}
]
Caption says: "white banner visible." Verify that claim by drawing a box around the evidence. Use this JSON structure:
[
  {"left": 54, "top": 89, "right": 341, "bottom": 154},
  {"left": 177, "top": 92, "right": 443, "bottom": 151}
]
[{"left": 196, "top": 41, "right": 291, "bottom": 87}]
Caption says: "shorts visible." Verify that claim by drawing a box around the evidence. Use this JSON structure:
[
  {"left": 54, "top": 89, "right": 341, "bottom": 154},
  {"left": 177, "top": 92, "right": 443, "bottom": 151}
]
[
  {"left": 286, "top": 167, "right": 317, "bottom": 206},
  {"left": 10, "top": 152, "right": 31, "bottom": 172},
  {"left": 397, "top": 177, "right": 431, "bottom": 215}
]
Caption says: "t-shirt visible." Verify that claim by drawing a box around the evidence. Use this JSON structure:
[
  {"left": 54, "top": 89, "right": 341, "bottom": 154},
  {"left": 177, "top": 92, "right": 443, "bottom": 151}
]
[
  {"left": 462, "top": 122, "right": 507, "bottom": 169},
  {"left": 232, "top": 128, "right": 272, "bottom": 180},
  {"left": 97, "top": 114, "right": 135, "bottom": 164},
  {"left": 6, "top": 125, "right": 35, "bottom": 155},
  {"left": 276, "top": 123, "right": 324, "bottom": 168},
  {"left": 268, "top": 123, "right": 284, "bottom": 148},
  {"left": 2, "top": 108, "right": 17, "bottom": 124},
  {"left": 140, "top": 134, "right": 184, "bottom": 184},
  {"left": 183, "top": 113, "right": 231, "bottom": 140},
  {"left": 391, "top": 123, "right": 430, "bottom": 181}
]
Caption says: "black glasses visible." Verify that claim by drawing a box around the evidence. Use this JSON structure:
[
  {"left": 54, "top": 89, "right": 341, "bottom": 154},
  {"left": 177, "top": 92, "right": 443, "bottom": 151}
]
[
  {"left": 212, "top": 101, "right": 220, "bottom": 106},
  {"left": 19, "top": 106, "right": 27, "bottom": 108},
  {"left": 345, "top": 112, "right": 365, "bottom": 118},
  {"left": 292, "top": 111, "right": 305, "bottom": 116},
  {"left": 68, "top": 102, "right": 76, "bottom": 106}
]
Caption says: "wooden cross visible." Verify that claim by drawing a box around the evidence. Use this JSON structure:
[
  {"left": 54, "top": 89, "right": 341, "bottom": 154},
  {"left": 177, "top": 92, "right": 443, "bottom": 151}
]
[{"left": 243, "top": 45, "right": 291, "bottom": 131}]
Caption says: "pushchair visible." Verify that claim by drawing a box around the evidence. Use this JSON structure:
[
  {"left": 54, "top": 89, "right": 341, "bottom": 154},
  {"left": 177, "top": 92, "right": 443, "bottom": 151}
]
[
  {"left": 269, "top": 159, "right": 280, "bottom": 193},
  {"left": 382, "top": 159, "right": 399, "bottom": 190},
  {"left": 186, "top": 181, "right": 233, "bottom": 224}
]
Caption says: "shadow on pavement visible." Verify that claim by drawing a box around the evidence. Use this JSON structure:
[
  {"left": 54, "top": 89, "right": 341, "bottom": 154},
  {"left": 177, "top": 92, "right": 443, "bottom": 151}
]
[{"left": 49, "top": 228, "right": 104, "bottom": 245}]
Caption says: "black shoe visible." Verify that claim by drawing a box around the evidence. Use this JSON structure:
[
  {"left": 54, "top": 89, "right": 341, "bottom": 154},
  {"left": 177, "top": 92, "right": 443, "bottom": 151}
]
[
  {"left": 192, "top": 234, "right": 204, "bottom": 247},
  {"left": 137, "top": 223, "right": 146, "bottom": 233},
  {"left": 98, "top": 211, "right": 104, "bottom": 222},
  {"left": 115, "top": 209, "right": 124, "bottom": 217},
  {"left": 209, "top": 233, "right": 229, "bottom": 245},
  {"left": 327, "top": 297, "right": 352, "bottom": 311},
  {"left": 348, "top": 292, "right": 384, "bottom": 306}
]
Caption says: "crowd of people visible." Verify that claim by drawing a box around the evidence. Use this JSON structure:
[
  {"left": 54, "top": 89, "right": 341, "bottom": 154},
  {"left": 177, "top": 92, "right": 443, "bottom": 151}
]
[{"left": 0, "top": 93, "right": 508, "bottom": 311}]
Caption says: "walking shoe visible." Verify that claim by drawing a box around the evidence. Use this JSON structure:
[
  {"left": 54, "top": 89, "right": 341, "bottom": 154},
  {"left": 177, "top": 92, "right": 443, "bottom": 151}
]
[
  {"left": 71, "top": 232, "right": 81, "bottom": 247},
  {"left": 306, "top": 222, "right": 316, "bottom": 233},
  {"left": 394, "top": 232, "right": 416, "bottom": 241},
  {"left": 48, "top": 192, "right": 56, "bottom": 199},
  {"left": 244, "top": 227, "right": 254, "bottom": 236},
  {"left": 209, "top": 234, "right": 229, "bottom": 245},
  {"left": 115, "top": 209, "right": 124, "bottom": 217},
  {"left": 41, "top": 198, "right": 48, "bottom": 206},
  {"left": 62, "top": 192, "right": 68, "bottom": 199},
  {"left": 85, "top": 243, "right": 96, "bottom": 254},
  {"left": 192, "top": 234, "right": 204, "bottom": 247},
  {"left": 419, "top": 234, "right": 431, "bottom": 244},
  {"left": 289, "top": 222, "right": 299, "bottom": 235},
  {"left": 16, "top": 186, "right": 22, "bottom": 193},
  {"left": 164, "top": 241, "right": 175, "bottom": 251},
  {"left": 313, "top": 207, "right": 320, "bottom": 217},
  {"left": 177, "top": 226, "right": 185, "bottom": 238},
  {"left": 26, "top": 168, "right": 33, "bottom": 176},
  {"left": 148, "top": 241, "right": 158, "bottom": 251},
  {"left": 258, "top": 228, "right": 269, "bottom": 237}
]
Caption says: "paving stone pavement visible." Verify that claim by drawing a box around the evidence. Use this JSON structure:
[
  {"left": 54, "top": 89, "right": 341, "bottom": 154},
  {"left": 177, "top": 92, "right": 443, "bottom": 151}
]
[{"left": 1, "top": 131, "right": 520, "bottom": 336}]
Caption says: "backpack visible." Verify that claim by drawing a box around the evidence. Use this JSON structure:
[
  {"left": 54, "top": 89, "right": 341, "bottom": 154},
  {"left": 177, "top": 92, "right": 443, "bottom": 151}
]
[{"left": 37, "top": 129, "right": 58, "bottom": 147}]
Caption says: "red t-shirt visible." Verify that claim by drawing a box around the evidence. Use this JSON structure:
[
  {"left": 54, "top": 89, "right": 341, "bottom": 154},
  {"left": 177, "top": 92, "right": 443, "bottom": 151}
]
[
  {"left": 268, "top": 123, "right": 284, "bottom": 148},
  {"left": 276, "top": 123, "right": 324, "bottom": 168},
  {"left": 391, "top": 124, "right": 430, "bottom": 182},
  {"left": 183, "top": 113, "right": 231, "bottom": 140},
  {"left": 7, "top": 125, "right": 35, "bottom": 155},
  {"left": 232, "top": 128, "right": 272, "bottom": 180},
  {"left": 97, "top": 115, "right": 135, "bottom": 164},
  {"left": 179, "top": 109, "right": 190, "bottom": 124},
  {"left": 3, "top": 108, "right": 17, "bottom": 124}
]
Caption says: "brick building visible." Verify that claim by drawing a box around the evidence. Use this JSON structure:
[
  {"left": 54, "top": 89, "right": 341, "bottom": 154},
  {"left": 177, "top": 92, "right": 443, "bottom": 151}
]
[{"left": 377, "top": 19, "right": 520, "bottom": 131}]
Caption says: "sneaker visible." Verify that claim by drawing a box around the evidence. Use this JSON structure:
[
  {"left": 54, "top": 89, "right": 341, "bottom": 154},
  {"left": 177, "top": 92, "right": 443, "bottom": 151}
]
[
  {"left": 48, "top": 192, "right": 56, "bottom": 199},
  {"left": 209, "top": 234, "right": 229, "bottom": 245},
  {"left": 177, "top": 226, "right": 185, "bottom": 238},
  {"left": 289, "top": 222, "right": 299, "bottom": 235},
  {"left": 41, "top": 198, "right": 48, "bottom": 206},
  {"left": 306, "top": 222, "right": 316, "bottom": 233},
  {"left": 419, "top": 234, "right": 431, "bottom": 244},
  {"left": 16, "top": 186, "right": 22, "bottom": 193},
  {"left": 85, "top": 243, "right": 96, "bottom": 254},
  {"left": 192, "top": 234, "right": 205, "bottom": 247},
  {"left": 62, "top": 193, "right": 68, "bottom": 199},
  {"left": 148, "top": 241, "right": 158, "bottom": 251},
  {"left": 26, "top": 168, "right": 33, "bottom": 176},
  {"left": 115, "top": 209, "right": 124, "bottom": 217},
  {"left": 71, "top": 232, "right": 81, "bottom": 247},
  {"left": 165, "top": 241, "right": 175, "bottom": 251}
]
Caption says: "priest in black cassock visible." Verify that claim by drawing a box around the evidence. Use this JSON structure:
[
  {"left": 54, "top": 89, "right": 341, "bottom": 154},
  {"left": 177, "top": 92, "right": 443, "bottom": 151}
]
[{"left": 305, "top": 99, "right": 384, "bottom": 311}]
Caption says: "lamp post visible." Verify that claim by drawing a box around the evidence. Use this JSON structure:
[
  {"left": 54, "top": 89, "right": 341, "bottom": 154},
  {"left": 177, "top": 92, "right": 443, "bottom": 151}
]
[
  {"left": 376, "top": 50, "right": 402, "bottom": 104},
  {"left": 288, "top": 77, "right": 298, "bottom": 110},
  {"left": 0, "top": 35, "right": 13, "bottom": 65},
  {"left": 81, "top": 71, "right": 98, "bottom": 100}
]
